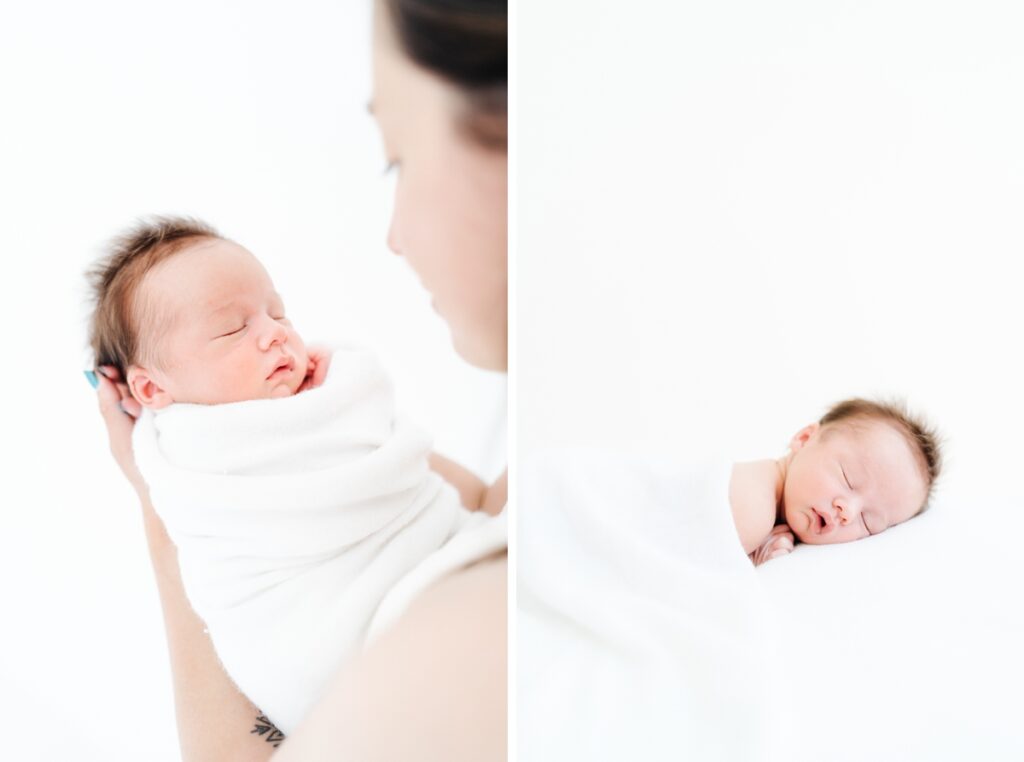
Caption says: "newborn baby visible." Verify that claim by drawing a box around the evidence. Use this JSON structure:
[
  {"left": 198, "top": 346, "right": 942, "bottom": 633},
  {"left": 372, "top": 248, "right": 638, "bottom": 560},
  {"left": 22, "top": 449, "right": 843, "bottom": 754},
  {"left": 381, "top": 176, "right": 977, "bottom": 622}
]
[
  {"left": 730, "top": 399, "right": 941, "bottom": 566},
  {"left": 86, "top": 216, "right": 506, "bottom": 733}
]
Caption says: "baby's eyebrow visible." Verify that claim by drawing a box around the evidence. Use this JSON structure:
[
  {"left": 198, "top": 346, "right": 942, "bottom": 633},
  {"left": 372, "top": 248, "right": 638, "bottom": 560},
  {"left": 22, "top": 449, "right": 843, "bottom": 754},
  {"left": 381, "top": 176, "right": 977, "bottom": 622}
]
[
  {"left": 205, "top": 292, "right": 282, "bottom": 319},
  {"left": 206, "top": 301, "right": 240, "bottom": 319}
]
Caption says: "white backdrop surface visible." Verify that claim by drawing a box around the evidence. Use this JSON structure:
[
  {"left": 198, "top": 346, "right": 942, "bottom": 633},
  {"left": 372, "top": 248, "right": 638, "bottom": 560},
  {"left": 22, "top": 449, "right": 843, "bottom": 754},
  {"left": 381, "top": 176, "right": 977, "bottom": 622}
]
[
  {"left": 520, "top": 0, "right": 1024, "bottom": 471},
  {"left": 0, "top": 3, "right": 505, "bottom": 760},
  {"left": 519, "top": 2, "right": 1023, "bottom": 760}
]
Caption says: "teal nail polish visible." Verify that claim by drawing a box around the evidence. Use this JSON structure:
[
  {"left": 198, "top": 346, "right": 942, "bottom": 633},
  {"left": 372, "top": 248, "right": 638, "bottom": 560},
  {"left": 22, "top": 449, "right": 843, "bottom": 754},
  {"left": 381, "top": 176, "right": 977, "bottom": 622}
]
[{"left": 84, "top": 370, "right": 99, "bottom": 389}]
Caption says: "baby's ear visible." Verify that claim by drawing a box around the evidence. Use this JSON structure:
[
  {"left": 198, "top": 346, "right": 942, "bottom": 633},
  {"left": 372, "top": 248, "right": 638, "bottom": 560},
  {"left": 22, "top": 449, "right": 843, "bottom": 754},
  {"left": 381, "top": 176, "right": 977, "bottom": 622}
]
[
  {"left": 789, "top": 422, "right": 820, "bottom": 452},
  {"left": 126, "top": 366, "right": 174, "bottom": 410}
]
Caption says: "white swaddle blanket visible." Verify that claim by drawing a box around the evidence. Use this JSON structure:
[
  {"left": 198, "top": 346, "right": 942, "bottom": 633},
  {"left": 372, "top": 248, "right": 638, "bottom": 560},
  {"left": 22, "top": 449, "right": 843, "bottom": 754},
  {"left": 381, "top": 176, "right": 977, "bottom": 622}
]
[
  {"left": 133, "top": 346, "right": 506, "bottom": 733},
  {"left": 518, "top": 450, "right": 788, "bottom": 761}
]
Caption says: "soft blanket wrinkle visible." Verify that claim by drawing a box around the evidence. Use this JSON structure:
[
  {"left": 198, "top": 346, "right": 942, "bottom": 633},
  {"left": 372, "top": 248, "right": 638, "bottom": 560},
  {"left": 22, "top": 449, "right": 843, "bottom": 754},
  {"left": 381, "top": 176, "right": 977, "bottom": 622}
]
[
  {"left": 518, "top": 450, "right": 785, "bottom": 762},
  {"left": 133, "top": 346, "right": 505, "bottom": 733}
]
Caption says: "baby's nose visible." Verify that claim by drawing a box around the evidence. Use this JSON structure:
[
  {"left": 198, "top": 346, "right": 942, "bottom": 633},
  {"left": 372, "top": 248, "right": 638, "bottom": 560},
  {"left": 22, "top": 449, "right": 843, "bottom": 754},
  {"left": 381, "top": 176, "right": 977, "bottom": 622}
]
[
  {"left": 259, "top": 318, "right": 288, "bottom": 350},
  {"left": 832, "top": 500, "right": 850, "bottom": 526}
]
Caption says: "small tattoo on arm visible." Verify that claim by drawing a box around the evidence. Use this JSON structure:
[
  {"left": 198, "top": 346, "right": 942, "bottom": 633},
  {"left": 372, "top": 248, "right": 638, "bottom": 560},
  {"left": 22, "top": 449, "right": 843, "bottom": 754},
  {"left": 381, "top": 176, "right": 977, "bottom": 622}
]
[{"left": 252, "top": 713, "right": 286, "bottom": 748}]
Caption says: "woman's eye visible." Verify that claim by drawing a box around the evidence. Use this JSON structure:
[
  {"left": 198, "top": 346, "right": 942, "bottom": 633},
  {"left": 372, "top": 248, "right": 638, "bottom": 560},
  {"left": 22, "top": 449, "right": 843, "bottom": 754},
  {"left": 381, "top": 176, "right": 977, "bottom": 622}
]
[
  {"left": 840, "top": 464, "right": 852, "bottom": 489},
  {"left": 219, "top": 325, "right": 245, "bottom": 338}
]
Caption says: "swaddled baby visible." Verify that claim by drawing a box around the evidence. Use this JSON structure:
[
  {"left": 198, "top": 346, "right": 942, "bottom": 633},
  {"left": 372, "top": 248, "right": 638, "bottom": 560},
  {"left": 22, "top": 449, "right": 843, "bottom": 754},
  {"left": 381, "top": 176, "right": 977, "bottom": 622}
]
[
  {"left": 86, "top": 216, "right": 505, "bottom": 733},
  {"left": 731, "top": 399, "right": 942, "bottom": 566}
]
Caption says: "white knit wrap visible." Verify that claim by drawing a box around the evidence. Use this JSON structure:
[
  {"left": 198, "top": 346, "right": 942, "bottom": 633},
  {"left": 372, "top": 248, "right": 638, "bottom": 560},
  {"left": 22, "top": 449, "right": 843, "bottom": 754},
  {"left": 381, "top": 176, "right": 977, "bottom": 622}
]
[{"left": 133, "top": 346, "right": 505, "bottom": 732}]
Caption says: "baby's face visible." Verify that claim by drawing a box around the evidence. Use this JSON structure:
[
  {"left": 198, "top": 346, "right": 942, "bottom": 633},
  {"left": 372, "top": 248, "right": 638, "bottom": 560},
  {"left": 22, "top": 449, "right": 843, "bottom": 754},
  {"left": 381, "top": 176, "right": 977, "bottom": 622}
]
[
  {"left": 134, "top": 238, "right": 309, "bottom": 406},
  {"left": 782, "top": 419, "right": 928, "bottom": 545}
]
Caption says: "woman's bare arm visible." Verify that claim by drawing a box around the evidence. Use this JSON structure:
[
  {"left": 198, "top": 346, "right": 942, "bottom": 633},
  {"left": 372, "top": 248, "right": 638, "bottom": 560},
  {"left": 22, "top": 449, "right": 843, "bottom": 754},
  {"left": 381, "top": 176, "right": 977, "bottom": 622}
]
[
  {"left": 273, "top": 555, "right": 507, "bottom": 762},
  {"left": 95, "top": 368, "right": 281, "bottom": 762},
  {"left": 140, "top": 493, "right": 283, "bottom": 761}
]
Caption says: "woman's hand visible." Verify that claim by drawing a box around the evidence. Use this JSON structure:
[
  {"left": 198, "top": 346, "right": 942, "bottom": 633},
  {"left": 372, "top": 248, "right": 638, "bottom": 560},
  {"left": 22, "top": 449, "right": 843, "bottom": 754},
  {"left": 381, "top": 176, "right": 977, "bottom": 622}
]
[
  {"left": 750, "top": 524, "right": 795, "bottom": 566},
  {"left": 94, "top": 365, "right": 147, "bottom": 497},
  {"left": 297, "top": 346, "right": 333, "bottom": 393}
]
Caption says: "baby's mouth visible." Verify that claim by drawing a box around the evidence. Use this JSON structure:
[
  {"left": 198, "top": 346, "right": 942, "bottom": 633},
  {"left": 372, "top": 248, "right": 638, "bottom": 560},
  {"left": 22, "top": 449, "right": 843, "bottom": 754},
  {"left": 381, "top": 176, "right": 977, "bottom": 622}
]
[
  {"left": 811, "top": 507, "right": 833, "bottom": 535},
  {"left": 267, "top": 358, "right": 294, "bottom": 379}
]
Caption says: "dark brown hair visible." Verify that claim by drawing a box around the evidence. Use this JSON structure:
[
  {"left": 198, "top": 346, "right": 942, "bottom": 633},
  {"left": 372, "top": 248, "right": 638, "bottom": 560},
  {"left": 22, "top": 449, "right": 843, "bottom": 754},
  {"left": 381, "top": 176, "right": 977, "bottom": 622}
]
[
  {"left": 385, "top": 0, "right": 507, "bottom": 149},
  {"left": 86, "top": 216, "right": 222, "bottom": 379},
  {"left": 820, "top": 397, "right": 943, "bottom": 510}
]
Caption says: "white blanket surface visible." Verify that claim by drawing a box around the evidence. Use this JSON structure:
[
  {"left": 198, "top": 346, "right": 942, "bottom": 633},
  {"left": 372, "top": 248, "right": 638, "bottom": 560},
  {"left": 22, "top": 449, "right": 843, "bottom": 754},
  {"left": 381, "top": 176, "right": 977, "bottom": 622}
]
[
  {"left": 518, "top": 449, "right": 787, "bottom": 762},
  {"left": 758, "top": 475, "right": 1024, "bottom": 761},
  {"left": 133, "top": 347, "right": 506, "bottom": 733}
]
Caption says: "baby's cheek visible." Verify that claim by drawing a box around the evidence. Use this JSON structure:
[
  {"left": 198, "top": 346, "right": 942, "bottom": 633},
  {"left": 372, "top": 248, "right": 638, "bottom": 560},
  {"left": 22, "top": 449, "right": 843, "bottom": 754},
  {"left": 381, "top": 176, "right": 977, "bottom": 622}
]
[{"left": 789, "top": 523, "right": 813, "bottom": 545}]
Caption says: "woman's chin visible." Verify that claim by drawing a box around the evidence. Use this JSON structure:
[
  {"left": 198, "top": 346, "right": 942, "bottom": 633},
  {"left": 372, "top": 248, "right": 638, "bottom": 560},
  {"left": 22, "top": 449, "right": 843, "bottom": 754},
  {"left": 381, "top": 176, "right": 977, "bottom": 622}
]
[{"left": 449, "top": 325, "right": 507, "bottom": 372}]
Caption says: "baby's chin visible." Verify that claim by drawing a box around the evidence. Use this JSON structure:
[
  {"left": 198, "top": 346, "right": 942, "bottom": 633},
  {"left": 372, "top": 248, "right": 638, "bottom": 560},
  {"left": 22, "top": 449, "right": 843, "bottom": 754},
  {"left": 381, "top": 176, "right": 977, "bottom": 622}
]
[
  {"left": 788, "top": 516, "right": 842, "bottom": 546},
  {"left": 268, "top": 384, "right": 295, "bottom": 399}
]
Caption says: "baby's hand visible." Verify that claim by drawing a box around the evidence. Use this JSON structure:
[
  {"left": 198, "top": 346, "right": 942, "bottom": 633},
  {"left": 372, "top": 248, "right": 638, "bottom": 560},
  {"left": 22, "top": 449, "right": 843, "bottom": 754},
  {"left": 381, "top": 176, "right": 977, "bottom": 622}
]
[
  {"left": 298, "top": 346, "right": 333, "bottom": 393},
  {"left": 750, "top": 524, "right": 795, "bottom": 567}
]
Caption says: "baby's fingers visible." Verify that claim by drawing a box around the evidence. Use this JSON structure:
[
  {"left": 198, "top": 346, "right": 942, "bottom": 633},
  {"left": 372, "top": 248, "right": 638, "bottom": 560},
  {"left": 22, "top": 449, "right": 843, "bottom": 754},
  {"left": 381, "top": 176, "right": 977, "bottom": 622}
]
[
  {"left": 771, "top": 535, "right": 794, "bottom": 552},
  {"left": 312, "top": 355, "right": 331, "bottom": 387}
]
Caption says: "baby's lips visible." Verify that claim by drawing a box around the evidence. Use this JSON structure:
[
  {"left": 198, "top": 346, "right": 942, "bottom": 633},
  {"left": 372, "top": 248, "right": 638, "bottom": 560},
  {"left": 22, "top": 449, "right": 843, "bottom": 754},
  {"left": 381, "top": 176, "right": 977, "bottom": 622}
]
[
  {"left": 266, "top": 357, "right": 295, "bottom": 379},
  {"left": 810, "top": 506, "right": 832, "bottom": 534}
]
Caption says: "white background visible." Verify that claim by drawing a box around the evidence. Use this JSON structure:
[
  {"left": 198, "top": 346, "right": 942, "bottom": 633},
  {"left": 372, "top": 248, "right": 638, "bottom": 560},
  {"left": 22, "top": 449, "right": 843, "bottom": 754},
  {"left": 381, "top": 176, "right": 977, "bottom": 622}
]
[
  {"left": 0, "top": 2, "right": 504, "bottom": 760},
  {"left": 519, "top": 1, "right": 1023, "bottom": 760},
  {"left": 520, "top": 0, "right": 1023, "bottom": 484}
]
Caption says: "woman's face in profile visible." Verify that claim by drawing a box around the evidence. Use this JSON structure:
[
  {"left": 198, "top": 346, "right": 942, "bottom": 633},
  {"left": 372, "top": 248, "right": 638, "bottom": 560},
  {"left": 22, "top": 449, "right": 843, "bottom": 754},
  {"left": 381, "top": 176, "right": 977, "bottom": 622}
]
[{"left": 369, "top": 0, "right": 507, "bottom": 371}]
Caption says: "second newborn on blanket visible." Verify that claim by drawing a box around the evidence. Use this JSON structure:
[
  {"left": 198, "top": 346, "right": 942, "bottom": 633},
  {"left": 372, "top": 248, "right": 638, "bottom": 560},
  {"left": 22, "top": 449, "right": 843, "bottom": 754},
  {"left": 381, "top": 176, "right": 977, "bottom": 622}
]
[
  {"left": 731, "top": 398, "right": 942, "bottom": 566},
  {"left": 86, "top": 216, "right": 506, "bottom": 734}
]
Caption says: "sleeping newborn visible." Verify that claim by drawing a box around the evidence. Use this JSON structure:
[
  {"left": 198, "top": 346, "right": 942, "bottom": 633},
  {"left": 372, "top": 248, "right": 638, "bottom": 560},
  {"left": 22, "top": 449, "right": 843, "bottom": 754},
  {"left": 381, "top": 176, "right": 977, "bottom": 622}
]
[
  {"left": 730, "top": 399, "right": 942, "bottom": 566},
  {"left": 85, "top": 216, "right": 506, "bottom": 733}
]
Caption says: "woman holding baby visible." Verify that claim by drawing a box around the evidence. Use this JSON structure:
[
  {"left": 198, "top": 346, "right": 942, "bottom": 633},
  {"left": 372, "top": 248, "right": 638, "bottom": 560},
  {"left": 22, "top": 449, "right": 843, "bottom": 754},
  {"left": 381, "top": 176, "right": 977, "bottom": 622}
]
[{"left": 92, "top": 1, "right": 507, "bottom": 759}]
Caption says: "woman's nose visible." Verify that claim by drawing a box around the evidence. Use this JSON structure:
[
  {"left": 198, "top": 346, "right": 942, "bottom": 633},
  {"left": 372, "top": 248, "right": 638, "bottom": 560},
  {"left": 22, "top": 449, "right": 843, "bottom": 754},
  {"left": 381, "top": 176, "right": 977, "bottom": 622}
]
[{"left": 386, "top": 215, "right": 402, "bottom": 256}]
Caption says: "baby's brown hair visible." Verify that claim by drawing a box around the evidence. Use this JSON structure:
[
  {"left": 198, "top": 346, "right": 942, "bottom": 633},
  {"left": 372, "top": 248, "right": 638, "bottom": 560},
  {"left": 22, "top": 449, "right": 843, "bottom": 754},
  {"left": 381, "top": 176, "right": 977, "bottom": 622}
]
[
  {"left": 819, "top": 397, "right": 942, "bottom": 511},
  {"left": 86, "top": 216, "right": 222, "bottom": 379}
]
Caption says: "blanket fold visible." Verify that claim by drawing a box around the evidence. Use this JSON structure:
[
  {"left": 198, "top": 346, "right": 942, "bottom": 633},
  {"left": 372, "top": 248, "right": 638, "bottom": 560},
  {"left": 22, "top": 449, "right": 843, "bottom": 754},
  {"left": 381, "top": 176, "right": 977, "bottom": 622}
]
[
  {"left": 133, "top": 346, "right": 504, "bottom": 733},
  {"left": 518, "top": 449, "right": 784, "bottom": 761}
]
